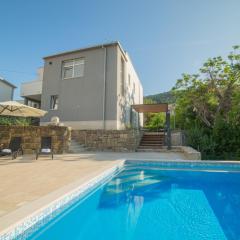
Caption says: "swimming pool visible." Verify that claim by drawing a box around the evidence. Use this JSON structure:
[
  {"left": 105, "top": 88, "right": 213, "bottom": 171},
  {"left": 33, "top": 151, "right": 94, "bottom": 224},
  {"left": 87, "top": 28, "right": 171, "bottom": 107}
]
[{"left": 5, "top": 161, "right": 240, "bottom": 240}]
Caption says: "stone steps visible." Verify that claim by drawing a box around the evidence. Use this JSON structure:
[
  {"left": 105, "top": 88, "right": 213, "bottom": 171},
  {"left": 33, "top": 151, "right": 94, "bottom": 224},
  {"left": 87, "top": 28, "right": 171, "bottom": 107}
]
[
  {"left": 136, "top": 148, "right": 165, "bottom": 152},
  {"left": 68, "top": 139, "right": 87, "bottom": 153},
  {"left": 140, "top": 140, "right": 164, "bottom": 144},
  {"left": 140, "top": 144, "right": 164, "bottom": 147},
  {"left": 137, "top": 132, "right": 165, "bottom": 152}
]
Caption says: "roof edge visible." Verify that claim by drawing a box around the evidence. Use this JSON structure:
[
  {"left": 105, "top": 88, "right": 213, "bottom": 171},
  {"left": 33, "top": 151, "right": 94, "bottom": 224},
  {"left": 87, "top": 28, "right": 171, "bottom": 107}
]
[
  {"left": 43, "top": 41, "right": 127, "bottom": 60},
  {"left": 0, "top": 79, "right": 17, "bottom": 88}
]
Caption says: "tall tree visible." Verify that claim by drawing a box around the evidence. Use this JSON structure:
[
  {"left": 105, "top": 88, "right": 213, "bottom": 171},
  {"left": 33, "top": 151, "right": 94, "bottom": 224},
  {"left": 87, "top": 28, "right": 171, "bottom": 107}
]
[
  {"left": 172, "top": 46, "right": 240, "bottom": 159},
  {"left": 173, "top": 46, "right": 240, "bottom": 129}
]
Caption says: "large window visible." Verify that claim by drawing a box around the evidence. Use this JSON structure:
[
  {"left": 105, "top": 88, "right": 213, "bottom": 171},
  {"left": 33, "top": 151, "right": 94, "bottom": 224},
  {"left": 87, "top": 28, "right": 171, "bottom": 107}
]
[
  {"left": 120, "top": 57, "right": 125, "bottom": 96},
  {"left": 62, "top": 58, "right": 85, "bottom": 79},
  {"left": 50, "top": 95, "right": 59, "bottom": 110}
]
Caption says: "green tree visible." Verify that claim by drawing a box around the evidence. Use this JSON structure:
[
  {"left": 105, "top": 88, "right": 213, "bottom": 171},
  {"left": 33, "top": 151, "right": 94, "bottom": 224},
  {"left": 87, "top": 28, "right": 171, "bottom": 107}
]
[
  {"left": 143, "top": 98, "right": 166, "bottom": 130},
  {"left": 144, "top": 113, "right": 166, "bottom": 130},
  {"left": 143, "top": 98, "right": 156, "bottom": 127},
  {"left": 173, "top": 46, "right": 240, "bottom": 159},
  {"left": 0, "top": 116, "right": 31, "bottom": 126}
]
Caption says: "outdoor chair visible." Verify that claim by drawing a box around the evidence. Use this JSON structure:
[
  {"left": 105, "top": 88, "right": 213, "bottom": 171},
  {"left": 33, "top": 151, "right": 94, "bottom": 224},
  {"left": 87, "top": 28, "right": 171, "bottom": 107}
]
[
  {"left": 0, "top": 137, "right": 23, "bottom": 159},
  {"left": 36, "top": 137, "right": 54, "bottom": 160}
]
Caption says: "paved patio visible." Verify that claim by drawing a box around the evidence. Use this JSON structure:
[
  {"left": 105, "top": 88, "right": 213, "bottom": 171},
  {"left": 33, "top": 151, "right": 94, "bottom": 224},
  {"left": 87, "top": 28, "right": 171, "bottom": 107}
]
[
  {"left": 0, "top": 151, "right": 186, "bottom": 228},
  {"left": 0, "top": 151, "right": 185, "bottom": 217}
]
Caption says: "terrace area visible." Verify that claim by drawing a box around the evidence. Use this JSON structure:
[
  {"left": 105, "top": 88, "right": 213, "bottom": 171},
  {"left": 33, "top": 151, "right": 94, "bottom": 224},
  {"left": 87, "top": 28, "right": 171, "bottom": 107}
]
[{"left": 0, "top": 151, "right": 187, "bottom": 229}]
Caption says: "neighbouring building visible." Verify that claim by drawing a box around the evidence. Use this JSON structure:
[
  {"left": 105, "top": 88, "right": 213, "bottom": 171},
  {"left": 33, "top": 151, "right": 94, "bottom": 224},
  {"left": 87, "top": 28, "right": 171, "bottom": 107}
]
[
  {"left": 0, "top": 77, "right": 16, "bottom": 102},
  {"left": 21, "top": 42, "right": 143, "bottom": 130},
  {"left": 20, "top": 68, "right": 43, "bottom": 109}
]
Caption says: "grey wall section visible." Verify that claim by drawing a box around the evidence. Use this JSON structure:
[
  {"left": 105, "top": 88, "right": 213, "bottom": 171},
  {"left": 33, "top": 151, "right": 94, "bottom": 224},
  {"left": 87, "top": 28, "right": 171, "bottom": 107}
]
[
  {"left": 0, "top": 82, "right": 13, "bottom": 101},
  {"left": 41, "top": 46, "right": 118, "bottom": 126},
  {"left": 105, "top": 46, "right": 118, "bottom": 122}
]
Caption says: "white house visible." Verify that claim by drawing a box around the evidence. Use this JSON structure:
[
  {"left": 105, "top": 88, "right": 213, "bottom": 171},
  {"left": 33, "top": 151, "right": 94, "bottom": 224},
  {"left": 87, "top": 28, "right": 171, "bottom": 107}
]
[
  {"left": 21, "top": 42, "right": 143, "bottom": 130},
  {"left": 0, "top": 77, "right": 16, "bottom": 102}
]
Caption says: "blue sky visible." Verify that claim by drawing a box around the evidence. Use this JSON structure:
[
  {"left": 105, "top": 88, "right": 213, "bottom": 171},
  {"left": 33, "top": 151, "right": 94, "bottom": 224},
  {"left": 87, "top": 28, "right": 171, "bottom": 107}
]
[{"left": 0, "top": 0, "right": 239, "bottom": 99}]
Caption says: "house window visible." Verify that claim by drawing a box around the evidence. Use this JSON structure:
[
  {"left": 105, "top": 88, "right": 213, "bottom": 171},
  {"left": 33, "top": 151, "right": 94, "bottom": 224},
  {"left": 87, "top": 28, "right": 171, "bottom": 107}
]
[
  {"left": 50, "top": 95, "right": 58, "bottom": 110},
  {"left": 120, "top": 57, "right": 125, "bottom": 96},
  {"left": 128, "top": 74, "right": 131, "bottom": 86},
  {"left": 62, "top": 58, "right": 85, "bottom": 79},
  {"left": 26, "top": 99, "right": 40, "bottom": 109}
]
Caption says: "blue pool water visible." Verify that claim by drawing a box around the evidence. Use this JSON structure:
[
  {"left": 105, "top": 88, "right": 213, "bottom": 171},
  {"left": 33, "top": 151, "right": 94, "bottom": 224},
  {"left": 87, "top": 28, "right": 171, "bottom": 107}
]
[{"left": 27, "top": 163, "right": 240, "bottom": 240}]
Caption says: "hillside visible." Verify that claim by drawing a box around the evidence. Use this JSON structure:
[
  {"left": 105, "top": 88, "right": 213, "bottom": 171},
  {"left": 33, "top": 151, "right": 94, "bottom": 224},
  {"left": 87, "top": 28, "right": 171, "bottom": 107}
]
[{"left": 144, "top": 91, "right": 176, "bottom": 104}]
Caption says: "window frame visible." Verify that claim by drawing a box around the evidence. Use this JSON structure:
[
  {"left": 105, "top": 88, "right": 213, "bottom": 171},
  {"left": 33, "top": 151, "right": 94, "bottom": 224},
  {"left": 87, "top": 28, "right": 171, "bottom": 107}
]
[
  {"left": 62, "top": 58, "right": 85, "bottom": 80},
  {"left": 50, "top": 95, "right": 59, "bottom": 110}
]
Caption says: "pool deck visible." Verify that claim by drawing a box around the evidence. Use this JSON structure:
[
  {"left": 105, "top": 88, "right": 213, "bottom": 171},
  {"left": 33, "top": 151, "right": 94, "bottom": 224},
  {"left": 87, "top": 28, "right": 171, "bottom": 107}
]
[{"left": 0, "top": 152, "right": 185, "bottom": 218}]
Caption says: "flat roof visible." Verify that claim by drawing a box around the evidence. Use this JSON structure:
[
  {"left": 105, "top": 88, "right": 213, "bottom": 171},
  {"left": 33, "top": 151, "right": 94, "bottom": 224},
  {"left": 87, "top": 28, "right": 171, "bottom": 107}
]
[
  {"left": 0, "top": 78, "right": 16, "bottom": 88},
  {"left": 43, "top": 41, "right": 127, "bottom": 60},
  {"left": 132, "top": 104, "right": 168, "bottom": 113}
]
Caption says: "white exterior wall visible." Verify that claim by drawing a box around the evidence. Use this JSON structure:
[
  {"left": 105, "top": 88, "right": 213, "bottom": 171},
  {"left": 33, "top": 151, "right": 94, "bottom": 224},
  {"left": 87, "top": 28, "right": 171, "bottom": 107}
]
[
  {"left": 117, "top": 48, "right": 143, "bottom": 130},
  {"left": 20, "top": 80, "right": 42, "bottom": 97},
  {"left": 20, "top": 67, "right": 43, "bottom": 99},
  {"left": 0, "top": 81, "right": 13, "bottom": 101}
]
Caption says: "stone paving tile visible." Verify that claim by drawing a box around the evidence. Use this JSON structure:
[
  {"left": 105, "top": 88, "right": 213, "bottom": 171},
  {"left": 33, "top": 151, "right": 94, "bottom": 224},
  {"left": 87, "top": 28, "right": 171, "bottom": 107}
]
[{"left": 0, "top": 151, "right": 185, "bottom": 218}]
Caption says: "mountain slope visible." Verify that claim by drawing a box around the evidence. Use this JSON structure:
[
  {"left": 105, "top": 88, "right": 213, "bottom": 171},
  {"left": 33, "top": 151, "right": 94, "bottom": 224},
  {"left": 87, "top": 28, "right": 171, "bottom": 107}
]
[{"left": 144, "top": 91, "right": 176, "bottom": 104}]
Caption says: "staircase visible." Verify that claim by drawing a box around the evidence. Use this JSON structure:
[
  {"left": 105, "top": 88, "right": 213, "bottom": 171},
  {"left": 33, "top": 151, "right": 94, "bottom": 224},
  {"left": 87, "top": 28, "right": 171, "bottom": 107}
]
[
  {"left": 68, "top": 139, "right": 87, "bottom": 153},
  {"left": 137, "top": 132, "right": 165, "bottom": 152}
]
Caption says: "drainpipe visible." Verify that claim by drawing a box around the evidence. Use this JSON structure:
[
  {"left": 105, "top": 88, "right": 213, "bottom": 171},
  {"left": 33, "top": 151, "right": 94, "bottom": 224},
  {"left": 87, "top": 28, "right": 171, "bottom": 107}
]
[
  {"left": 102, "top": 46, "right": 107, "bottom": 130},
  {"left": 11, "top": 88, "right": 14, "bottom": 100}
]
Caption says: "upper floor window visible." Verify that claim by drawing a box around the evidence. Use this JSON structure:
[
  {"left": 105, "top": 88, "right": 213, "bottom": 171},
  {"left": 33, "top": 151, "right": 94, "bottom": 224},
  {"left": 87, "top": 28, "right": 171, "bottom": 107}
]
[
  {"left": 128, "top": 74, "right": 131, "bottom": 86},
  {"left": 50, "top": 95, "right": 59, "bottom": 110},
  {"left": 62, "top": 58, "right": 85, "bottom": 79}
]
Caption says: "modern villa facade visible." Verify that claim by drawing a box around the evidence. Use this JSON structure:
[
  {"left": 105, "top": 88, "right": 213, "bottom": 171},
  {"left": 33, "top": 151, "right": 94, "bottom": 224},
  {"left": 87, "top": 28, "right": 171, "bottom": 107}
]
[
  {"left": 0, "top": 77, "right": 16, "bottom": 102},
  {"left": 21, "top": 42, "right": 143, "bottom": 130}
]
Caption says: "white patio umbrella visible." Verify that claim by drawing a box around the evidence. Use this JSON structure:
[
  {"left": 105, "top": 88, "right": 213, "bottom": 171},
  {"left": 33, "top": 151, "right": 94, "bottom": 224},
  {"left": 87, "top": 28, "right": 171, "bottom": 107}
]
[{"left": 0, "top": 101, "right": 47, "bottom": 117}]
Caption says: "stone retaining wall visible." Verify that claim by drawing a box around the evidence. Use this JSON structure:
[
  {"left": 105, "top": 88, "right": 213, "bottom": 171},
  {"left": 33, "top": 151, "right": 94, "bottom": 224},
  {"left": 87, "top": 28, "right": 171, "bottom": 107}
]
[
  {"left": 180, "top": 146, "right": 201, "bottom": 160},
  {"left": 72, "top": 129, "right": 143, "bottom": 152},
  {"left": 0, "top": 126, "right": 71, "bottom": 154}
]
